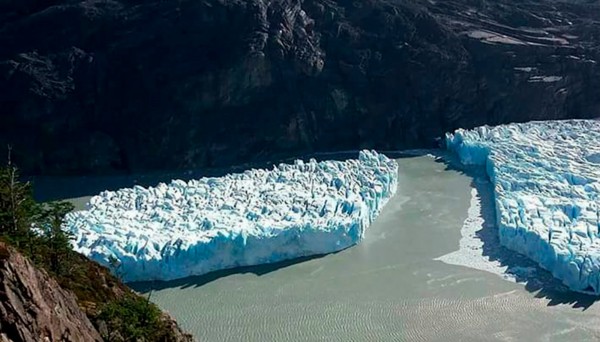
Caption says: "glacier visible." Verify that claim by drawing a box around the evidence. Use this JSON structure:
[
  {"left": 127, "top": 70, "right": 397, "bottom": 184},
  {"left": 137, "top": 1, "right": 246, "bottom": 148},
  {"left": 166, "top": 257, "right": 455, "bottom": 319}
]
[
  {"left": 446, "top": 120, "right": 600, "bottom": 294},
  {"left": 64, "top": 150, "right": 398, "bottom": 282}
]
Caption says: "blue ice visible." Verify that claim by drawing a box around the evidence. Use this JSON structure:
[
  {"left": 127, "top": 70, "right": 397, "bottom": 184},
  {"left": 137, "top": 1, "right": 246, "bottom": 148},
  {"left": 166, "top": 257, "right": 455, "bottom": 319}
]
[
  {"left": 447, "top": 120, "right": 600, "bottom": 294},
  {"left": 64, "top": 150, "right": 398, "bottom": 282}
]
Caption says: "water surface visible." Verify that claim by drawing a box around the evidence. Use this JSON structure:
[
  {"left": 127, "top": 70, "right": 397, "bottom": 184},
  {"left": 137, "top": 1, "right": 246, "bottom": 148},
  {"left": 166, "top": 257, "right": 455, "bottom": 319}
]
[
  {"left": 130, "top": 154, "right": 600, "bottom": 341},
  {"left": 37, "top": 152, "right": 600, "bottom": 341}
]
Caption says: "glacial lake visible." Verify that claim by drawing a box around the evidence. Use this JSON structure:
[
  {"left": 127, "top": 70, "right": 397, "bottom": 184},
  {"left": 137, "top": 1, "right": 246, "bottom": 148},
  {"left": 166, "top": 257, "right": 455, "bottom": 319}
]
[{"left": 36, "top": 151, "right": 600, "bottom": 341}]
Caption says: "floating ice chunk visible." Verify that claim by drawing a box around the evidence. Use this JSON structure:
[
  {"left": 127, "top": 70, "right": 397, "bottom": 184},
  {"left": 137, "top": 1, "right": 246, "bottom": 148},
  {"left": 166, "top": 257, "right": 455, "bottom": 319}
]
[
  {"left": 64, "top": 150, "right": 398, "bottom": 282},
  {"left": 528, "top": 76, "right": 563, "bottom": 83},
  {"left": 446, "top": 120, "right": 600, "bottom": 294}
]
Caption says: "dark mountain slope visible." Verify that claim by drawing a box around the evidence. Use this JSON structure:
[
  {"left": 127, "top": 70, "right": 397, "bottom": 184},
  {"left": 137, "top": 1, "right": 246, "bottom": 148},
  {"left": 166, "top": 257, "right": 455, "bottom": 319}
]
[{"left": 1, "top": 0, "right": 599, "bottom": 175}]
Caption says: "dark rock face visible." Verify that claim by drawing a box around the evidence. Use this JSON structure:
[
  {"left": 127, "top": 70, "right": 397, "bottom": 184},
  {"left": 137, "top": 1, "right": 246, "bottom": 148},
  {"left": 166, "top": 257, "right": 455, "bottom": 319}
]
[
  {"left": 0, "top": 243, "right": 102, "bottom": 342},
  {"left": 0, "top": 242, "right": 194, "bottom": 342},
  {"left": 1, "top": 0, "right": 600, "bottom": 175}
]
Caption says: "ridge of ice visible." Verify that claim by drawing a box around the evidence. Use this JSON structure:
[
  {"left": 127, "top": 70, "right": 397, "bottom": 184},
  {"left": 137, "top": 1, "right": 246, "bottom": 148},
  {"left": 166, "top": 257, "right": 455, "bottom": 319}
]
[
  {"left": 64, "top": 150, "right": 398, "bottom": 282},
  {"left": 446, "top": 120, "right": 600, "bottom": 294}
]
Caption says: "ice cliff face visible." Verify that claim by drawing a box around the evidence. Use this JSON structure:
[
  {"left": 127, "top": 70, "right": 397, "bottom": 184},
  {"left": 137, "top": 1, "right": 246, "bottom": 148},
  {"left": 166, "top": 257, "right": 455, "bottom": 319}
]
[
  {"left": 446, "top": 120, "right": 600, "bottom": 294},
  {"left": 64, "top": 151, "right": 398, "bottom": 282}
]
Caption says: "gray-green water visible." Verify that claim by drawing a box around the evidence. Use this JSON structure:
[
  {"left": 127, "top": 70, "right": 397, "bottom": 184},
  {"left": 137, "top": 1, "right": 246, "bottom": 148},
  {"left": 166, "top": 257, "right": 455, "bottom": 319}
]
[
  {"left": 127, "top": 154, "right": 600, "bottom": 341},
  {"left": 38, "top": 152, "right": 600, "bottom": 341}
]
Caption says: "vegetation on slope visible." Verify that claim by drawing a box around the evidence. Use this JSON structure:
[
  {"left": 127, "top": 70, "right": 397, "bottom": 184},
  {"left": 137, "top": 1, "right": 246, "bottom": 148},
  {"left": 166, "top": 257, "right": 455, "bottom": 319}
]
[{"left": 0, "top": 148, "right": 191, "bottom": 342}]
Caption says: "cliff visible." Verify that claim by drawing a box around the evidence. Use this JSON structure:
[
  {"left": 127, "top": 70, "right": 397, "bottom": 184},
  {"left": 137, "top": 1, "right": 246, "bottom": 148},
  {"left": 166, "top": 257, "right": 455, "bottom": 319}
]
[
  {"left": 0, "top": 242, "right": 193, "bottom": 342},
  {"left": 0, "top": 242, "right": 101, "bottom": 341},
  {"left": 1, "top": 0, "right": 600, "bottom": 175}
]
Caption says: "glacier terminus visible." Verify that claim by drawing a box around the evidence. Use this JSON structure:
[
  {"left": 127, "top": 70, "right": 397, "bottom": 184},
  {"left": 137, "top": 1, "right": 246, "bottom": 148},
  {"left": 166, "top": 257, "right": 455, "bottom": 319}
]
[
  {"left": 64, "top": 150, "right": 398, "bottom": 282},
  {"left": 447, "top": 120, "right": 600, "bottom": 294}
]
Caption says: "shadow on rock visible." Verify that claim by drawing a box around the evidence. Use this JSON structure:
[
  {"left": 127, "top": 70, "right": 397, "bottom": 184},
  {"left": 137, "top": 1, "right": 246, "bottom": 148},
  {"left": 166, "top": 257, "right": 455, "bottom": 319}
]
[{"left": 435, "top": 154, "right": 600, "bottom": 311}]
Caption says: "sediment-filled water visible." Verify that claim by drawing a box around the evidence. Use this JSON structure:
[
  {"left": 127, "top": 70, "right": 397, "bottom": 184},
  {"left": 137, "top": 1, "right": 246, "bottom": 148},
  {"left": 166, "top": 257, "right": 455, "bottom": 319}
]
[{"left": 39, "top": 152, "right": 600, "bottom": 341}]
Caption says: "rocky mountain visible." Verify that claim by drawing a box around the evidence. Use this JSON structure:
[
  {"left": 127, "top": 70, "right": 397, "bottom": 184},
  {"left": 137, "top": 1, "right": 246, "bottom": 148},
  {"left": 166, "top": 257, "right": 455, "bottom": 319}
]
[
  {"left": 0, "top": 241, "right": 193, "bottom": 342},
  {"left": 0, "top": 242, "right": 101, "bottom": 341},
  {"left": 1, "top": 0, "right": 599, "bottom": 175}
]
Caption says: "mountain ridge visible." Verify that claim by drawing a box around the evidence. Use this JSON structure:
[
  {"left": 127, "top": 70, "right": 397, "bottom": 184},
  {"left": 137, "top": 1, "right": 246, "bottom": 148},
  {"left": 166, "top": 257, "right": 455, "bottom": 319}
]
[{"left": 1, "top": 0, "right": 600, "bottom": 175}]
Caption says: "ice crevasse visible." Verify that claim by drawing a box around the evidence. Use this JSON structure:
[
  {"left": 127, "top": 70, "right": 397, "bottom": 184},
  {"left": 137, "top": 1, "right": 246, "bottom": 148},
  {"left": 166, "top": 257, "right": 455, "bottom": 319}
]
[
  {"left": 64, "top": 150, "right": 398, "bottom": 282},
  {"left": 446, "top": 120, "right": 600, "bottom": 294}
]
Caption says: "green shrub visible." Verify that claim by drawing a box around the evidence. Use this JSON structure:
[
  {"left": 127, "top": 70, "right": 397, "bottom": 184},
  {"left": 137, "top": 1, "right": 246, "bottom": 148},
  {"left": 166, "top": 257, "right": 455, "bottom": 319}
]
[
  {"left": 0, "top": 150, "right": 183, "bottom": 341},
  {"left": 98, "top": 295, "right": 171, "bottom": 342}
]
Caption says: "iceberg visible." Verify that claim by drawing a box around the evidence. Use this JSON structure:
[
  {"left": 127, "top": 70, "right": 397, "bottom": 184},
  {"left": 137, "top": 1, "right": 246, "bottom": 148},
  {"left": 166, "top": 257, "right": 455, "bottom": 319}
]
[
  {"left": 64, "top": 150, "right": 398, "bottom": 282},
  {"left": 446, "top": 120, "right": 600, "bottom": 294}
]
